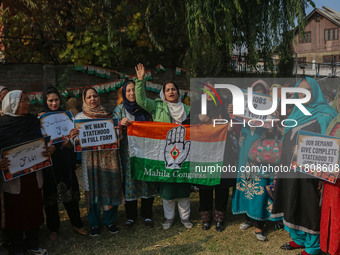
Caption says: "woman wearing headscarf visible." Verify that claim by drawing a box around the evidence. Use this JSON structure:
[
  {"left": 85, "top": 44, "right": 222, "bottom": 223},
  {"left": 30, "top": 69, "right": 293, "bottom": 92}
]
[
  {"left": 40, "top": 86, "right": 86, "bottom": 241},
  {"left": 190, "top": 80, "right": 235, "bottom": 232},
  {"left": 231, "top": 80, "right": 272, "bottom": 241},
  {"left": 113, "top": 80, "right": 158, "bottom": 229},
  {"left": 0, "top": 90, "right": 53, "bottom": 255},
  {"left": 271, "top": 77, "right": 337, "bottom": 255},
  {"left": 134, "top": 63, "right": 192, "bottom": 230},
  {"left": 70, "top": 88, "right": 122, "bottom": 237},
  {"left": 320, "top": 88, "right": 340, "bottom": 255}
]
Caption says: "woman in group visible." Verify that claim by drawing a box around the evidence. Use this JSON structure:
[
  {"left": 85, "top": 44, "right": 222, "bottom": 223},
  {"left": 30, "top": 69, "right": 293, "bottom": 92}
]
[
  {"left": 70, "top": 88, "right": 122, "bottom": 237},
  {"left": 0, "top": 90, "right": 53, "bottom": 255},
  {"left": 41, "top": 86, "right": 86, "bottom": 240},
  {"left": 113, "top": 80, "right": 158, "bottom": 228},
  {"left": 231, "top": 80, "right": 271, "bottom": 241},
  {"left": 134, "top": 63, "right": 192, "bottom": 230},
  {"left": 190, "top": 81, "right": 234, "bottom": 232},
  {"left": 271, "top": 77, "right": 337, "bottom": 255},
  {"left": 320, "top": 87, "right": 340, "bottom": 255}
]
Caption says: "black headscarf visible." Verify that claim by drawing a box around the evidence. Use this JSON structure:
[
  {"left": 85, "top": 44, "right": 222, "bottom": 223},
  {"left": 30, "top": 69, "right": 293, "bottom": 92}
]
[
  {"left": 0, "top": 91, "right": 42, "bottom": 150},
  {"left": 42, "top": 86, "right": 63, "bottom": 112},
  {"left": 122, "top": 80, "right": 150, "bottom": 121}
]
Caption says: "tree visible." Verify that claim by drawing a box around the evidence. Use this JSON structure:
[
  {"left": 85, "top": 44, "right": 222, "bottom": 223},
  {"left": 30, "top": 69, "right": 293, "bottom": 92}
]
[{"left": 0, "top": 0, "right": 315, "bottom": 76}]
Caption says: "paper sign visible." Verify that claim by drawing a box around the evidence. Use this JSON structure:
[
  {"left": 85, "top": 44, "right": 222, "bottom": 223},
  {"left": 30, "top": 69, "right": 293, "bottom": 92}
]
[
  {"left": 232, "top": 90, "right": 276, "bottom": 129},
  {"left": 1, "top": 137, "right": 52, "bottom": 181},
  {"left": 74, "top": 118, "right": 119, "bottom": 151},
  {"left": 40, "top": 111, "right": 74, "bottom": 144},
  {"left": 291, "top": 130, "right": 340, "bottom": 183}
]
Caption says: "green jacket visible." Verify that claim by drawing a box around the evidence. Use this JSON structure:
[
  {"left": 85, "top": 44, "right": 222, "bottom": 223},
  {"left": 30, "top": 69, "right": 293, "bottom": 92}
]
[{"left": 135, "top": 79, "right": 190, "bottom": 123}]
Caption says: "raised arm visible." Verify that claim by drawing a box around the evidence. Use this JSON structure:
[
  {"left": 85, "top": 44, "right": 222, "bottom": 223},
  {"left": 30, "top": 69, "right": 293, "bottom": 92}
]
[{"left": 134, "top": 63, "right": 157, "bottom": 113}]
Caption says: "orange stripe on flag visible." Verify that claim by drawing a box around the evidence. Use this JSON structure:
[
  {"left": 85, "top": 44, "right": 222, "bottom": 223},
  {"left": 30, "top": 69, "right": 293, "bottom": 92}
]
[{"left": 127, "top": 121, "right": 227, "bottom": 142}]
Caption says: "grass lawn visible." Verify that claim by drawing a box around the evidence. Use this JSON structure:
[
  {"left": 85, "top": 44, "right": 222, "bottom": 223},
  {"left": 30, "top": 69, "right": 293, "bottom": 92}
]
[{"left": 39, "top": 169, "right": 302, "bottom": 255}]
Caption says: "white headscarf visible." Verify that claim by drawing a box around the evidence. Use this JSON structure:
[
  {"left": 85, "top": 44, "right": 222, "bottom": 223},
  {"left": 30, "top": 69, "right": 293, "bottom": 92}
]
[
  {"left": 160, "top": 88, "right": 186, "bottom": 124},
  {"left": 2, "top": 90, "right": 22, "bottom": 117},
  {"left": 0, "top": 86, "right": 8, "bottom": 93}
]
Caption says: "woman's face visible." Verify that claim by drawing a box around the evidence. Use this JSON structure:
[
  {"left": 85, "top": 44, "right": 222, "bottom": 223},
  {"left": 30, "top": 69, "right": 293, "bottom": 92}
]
[
  {"left": 0, "top": 89, "right": 8, "bottom": 102},
  {"left": 85, "top": 89, "right": 100, "bottom": 108},
  {"left": 125, "top": 83, "right": 136, "bottom": 102},
  {"left": 164, "top": 83, "right": 179, "bottom": 103},
  {"left": 298, "top": 80, "right": 312, "bottom": 104},
  {"left": 46, "top": 93, "right": 60, "bottom": 111},
  {"left": 15, "top": 93, "right": 30, "bottom": 115},
  {"left": 203, "top": 84, "right": 214, "bottom": 101}
]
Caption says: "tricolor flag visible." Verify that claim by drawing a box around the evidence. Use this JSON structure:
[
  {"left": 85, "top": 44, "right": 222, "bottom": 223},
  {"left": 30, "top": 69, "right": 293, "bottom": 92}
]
[{"left": 127, "top": 122, "right": 228, "bottom": 186}]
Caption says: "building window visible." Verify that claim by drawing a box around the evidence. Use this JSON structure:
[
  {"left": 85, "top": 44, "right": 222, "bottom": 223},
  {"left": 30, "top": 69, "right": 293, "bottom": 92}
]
[
  {"left": 323, "top": 55, "right": 332, "bottom": 63},
  {"left": 325, "top": 28, "right": 338, "bottom": 41},
  {"left": 298, "top": 57, "right": 306, "bottom": 64},
  {"left": 299, "top": 31, "right": 311, "bottom": 43}
]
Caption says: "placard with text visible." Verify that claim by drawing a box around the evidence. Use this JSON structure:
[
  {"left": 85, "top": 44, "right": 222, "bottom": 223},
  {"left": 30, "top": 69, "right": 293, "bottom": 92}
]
[{"left": 74, "top": 118, "right": 119, "bottom": 152}]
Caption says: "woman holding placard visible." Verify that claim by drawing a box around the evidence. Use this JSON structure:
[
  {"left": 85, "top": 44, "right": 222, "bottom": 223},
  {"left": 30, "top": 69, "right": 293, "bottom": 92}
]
[
  {"left": 0, "top": 90, "right": 53, "bottom": 255},
  {"left": 70, "top": 88, "right": 122, "bottom": 237},
  {"left": 40, "top": 86, "right": 86, "bottom": 241},
  {"left": 231, "top": 80, "right": 272, "bottom": 241},
  {"left": 272, "top": 77, "right": 337, "bottom": 255},
  {"left": 134, "top": 63, "right": 192, "bottom": 230},
  {"left": 113, "top": 81, "right": 158, "bottom": 229},
  {"left": 320, "top": 88, "right": 340, "bottom": 255}
]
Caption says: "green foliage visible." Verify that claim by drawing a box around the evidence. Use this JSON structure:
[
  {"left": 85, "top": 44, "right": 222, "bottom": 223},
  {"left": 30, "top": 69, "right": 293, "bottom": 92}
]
[{"left": 0, "top": 0, "right": 314, "bottom": 76}]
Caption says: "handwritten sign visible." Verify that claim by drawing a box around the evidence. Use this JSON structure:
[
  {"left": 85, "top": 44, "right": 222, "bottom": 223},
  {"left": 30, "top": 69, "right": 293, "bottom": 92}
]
[
  {"left": 232, "top": 90, "right": 276, "bottom": 128},
  {"left": 1, "top": 137, "right": 52, "bottom": 181},
  {"left": 74, "top": 118, "right": 119, "bottom": 152},
  {"left": 40, "top": 111, "right": 74, "bottom": 144},
  {"left": 291, "top": 130, "right": 340, "bottom": 183}
]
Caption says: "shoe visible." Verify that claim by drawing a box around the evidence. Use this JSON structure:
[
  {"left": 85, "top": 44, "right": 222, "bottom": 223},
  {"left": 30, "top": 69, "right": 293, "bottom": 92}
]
[
  {"left": 200, "top": 211, "right": 211, "bottom": 230},
  {"left": 181, "top": 220, "right": 193, "bottom": 229},
  {"left": 216, "top": 221, "right": 225, "bottom": 232},
  {"left": 280, "top": 242, "right": 305, "bottom": 250},
  {"left": 214, "top": 210, "right": 225, "bottom": 232},
  {"left": 89, "top": 227, "right": 100, "bottom": 237},
  {"left": 72, "top": 226, "right": 88, "bottom": 236},
  {"left": 125, "top": 219, "right": 135, "bottom": 229},
  {"left": 162, "top": 219, "right": 174, "bottom": 230},
  {"left": 254, "top": 231, "right": 267, "bottom": 241},
  {"left": 144, "top": 218, "right": 154, "bottom": 228},
  {"left": 106, "top": 224, "right": 119, "bottom": 234},
  {"left": 239, "top": 221, "right": 253, "bottom": 230},
  {"left": 48, "top": 232, "right": 57, "bottom": 241},
  {"left": 27, "top": 248, "right": 48, "bottom": 255}
]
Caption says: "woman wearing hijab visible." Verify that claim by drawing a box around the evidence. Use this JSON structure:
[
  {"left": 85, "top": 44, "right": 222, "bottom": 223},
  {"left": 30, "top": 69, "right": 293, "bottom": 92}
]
[
  {"left": 231, "top": 80, "right": 272, "bottom": 241},
  {"left": 190, "top": 80, "right": 235, "bottom": 232},
  {"left": 70, "top": 87, "right": 122, "bottom": 237},
  {"left": 0, "top": 90, "right": 53, "bottom": 255},
  {"left": 271, "top": 77, "right": 337, "bottom": 255},
  {"left": 135, "top": 63, "right": 192, "bottom": 230},
  {"left": 113, "top": 80, "right": 158, "bottom": 229},
  {"left": 320, "top": 88, "right": 340, "bottom": 255},
  {"left": 41, "top": 86, "right": 86, "bottom": 241}
]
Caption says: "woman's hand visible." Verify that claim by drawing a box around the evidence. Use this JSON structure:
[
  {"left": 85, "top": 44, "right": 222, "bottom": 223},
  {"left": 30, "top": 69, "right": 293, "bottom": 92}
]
[
  {"left": 0, "top": 157, "right": 10, "bottom": 170},
  {"left": 135, "top": 63, "right": 145, "bottom": 81},
  {"left": 70, "top": 128, "right": 79, "bottom": 139},
  {"left": 120, "top": 117, "right": 132, "bottom": 127},
  {"left": 227, "top": 104, "right": 233, "bottom": 115},
  {"left": 42, "top": 145, "right": 55, "bottom": 157},
  {"left": 37, "top": 112, "right": 45, "bottom": 117},
  {"left": 198, "top": 114, "right": 210, "bottom": 123}
]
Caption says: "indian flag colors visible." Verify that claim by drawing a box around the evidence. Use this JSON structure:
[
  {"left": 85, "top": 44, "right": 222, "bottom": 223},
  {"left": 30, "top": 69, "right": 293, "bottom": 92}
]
[{"left": 127, "top": 121, "right": 228, "bottom": 186}]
